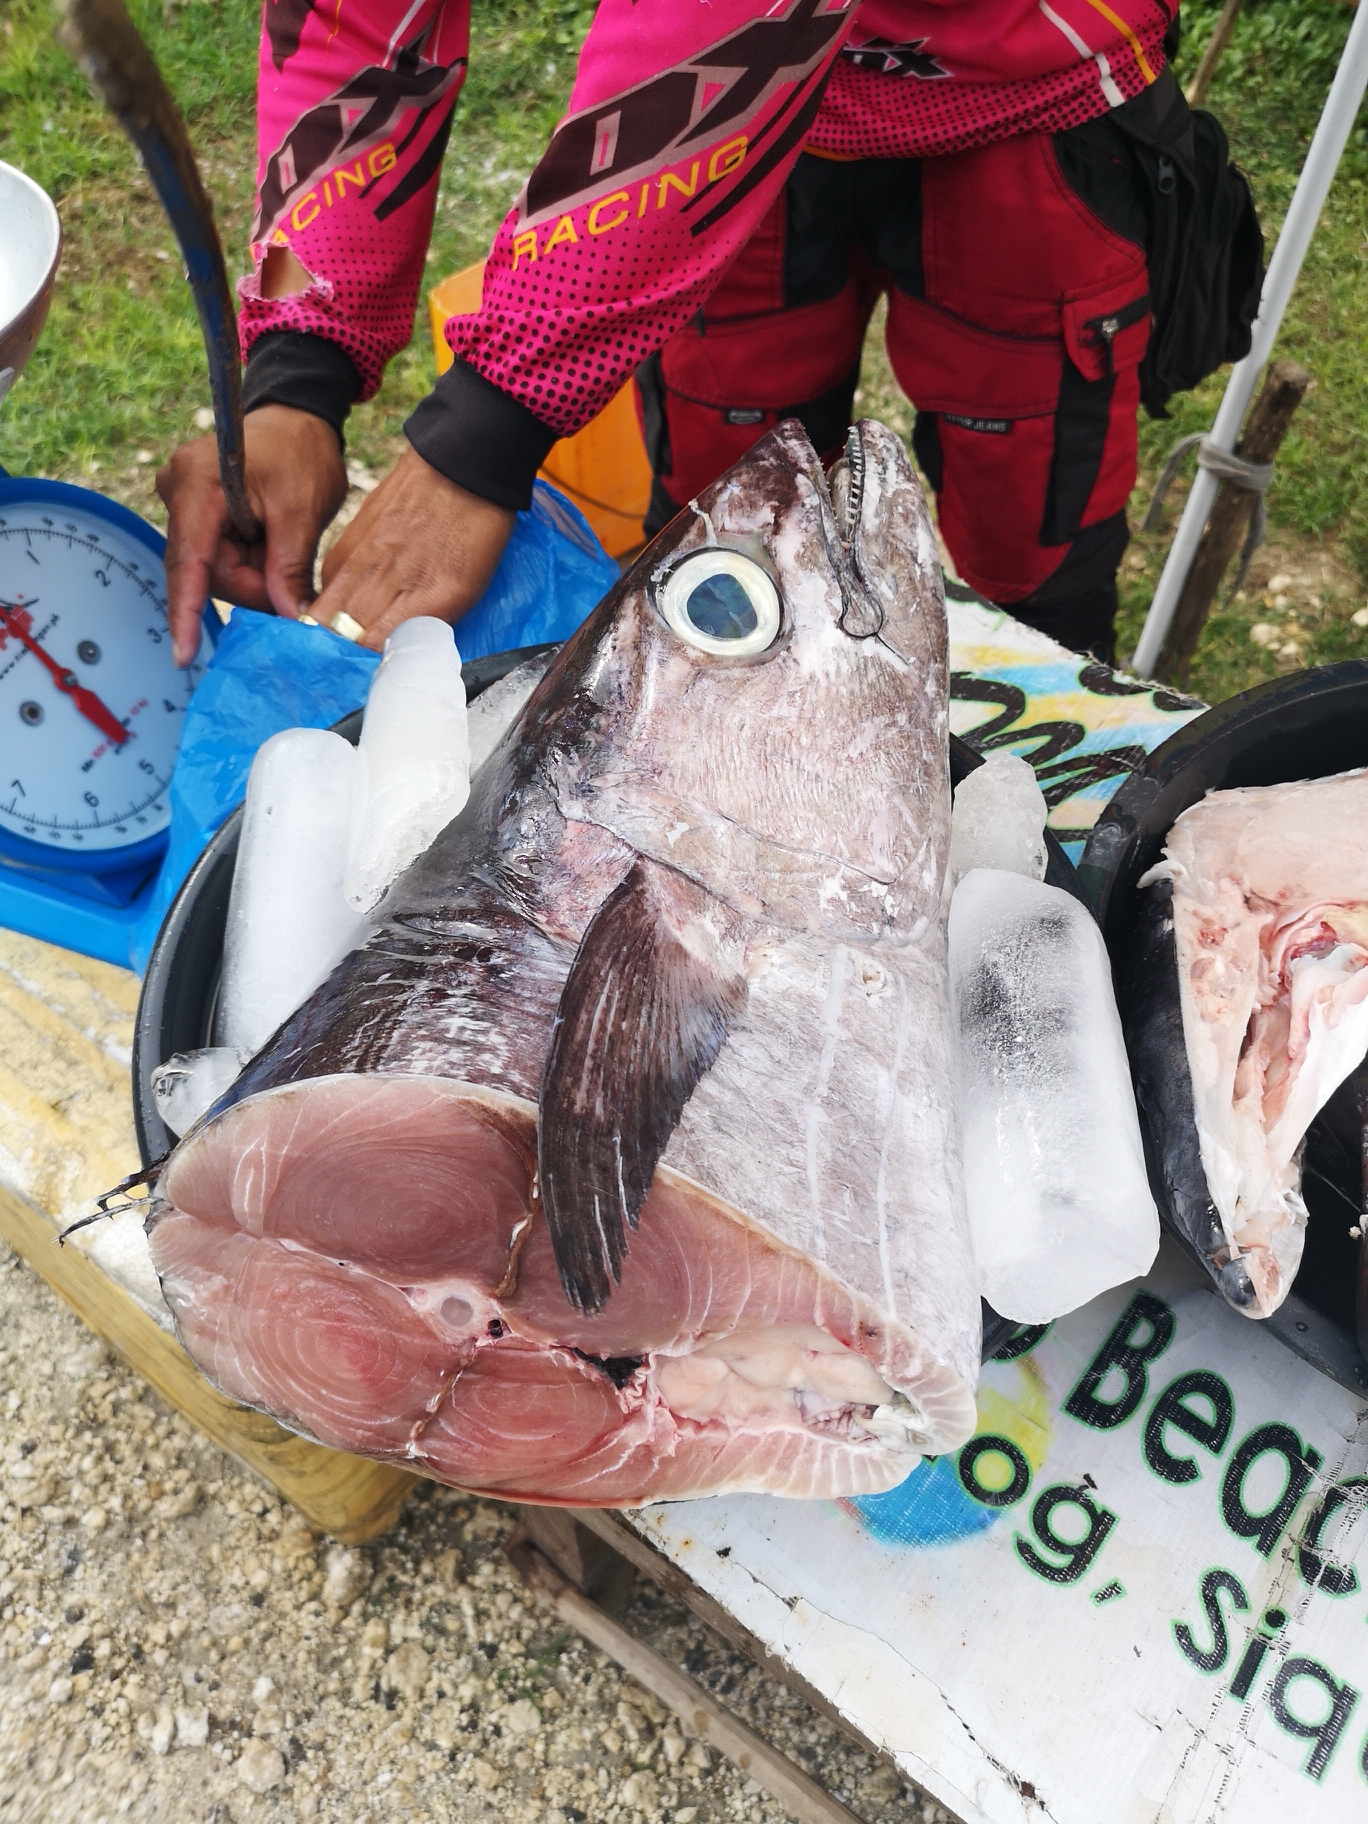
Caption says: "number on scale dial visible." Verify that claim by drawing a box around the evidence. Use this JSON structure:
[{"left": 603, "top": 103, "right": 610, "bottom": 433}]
[{"left": 0, "top": 495, "right": 212, "bottom": 862}]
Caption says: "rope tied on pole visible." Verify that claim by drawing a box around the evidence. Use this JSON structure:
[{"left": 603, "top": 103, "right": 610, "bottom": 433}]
[
  {"left": 1142, "top": 433, "right": 1274, "bottom": 600},
  {"left": 1131, "top": 0, "right": 1368, "bottom": 679}
]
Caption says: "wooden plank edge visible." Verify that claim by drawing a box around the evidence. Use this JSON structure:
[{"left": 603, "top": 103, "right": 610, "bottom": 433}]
[
  {"left": 509, "top": 1537, "right": 863, "bottom": 1824},
  {"left": 0, "top": 1185, "right": 417, "bottom": 1543},
  {"left": 576, "top": 1508, "right": 888, "bottom": 1765}
]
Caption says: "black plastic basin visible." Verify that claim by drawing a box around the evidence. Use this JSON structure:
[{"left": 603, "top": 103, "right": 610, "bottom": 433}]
[
  {"left": 132, "top": 644, "right": 556, "bottom": 1166},
  {"left": 1079, "top": 659, "right": 1368, "bottom": 1395}
]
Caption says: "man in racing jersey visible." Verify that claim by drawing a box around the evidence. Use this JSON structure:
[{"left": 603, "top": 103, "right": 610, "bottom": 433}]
[{"left": 160, "top": 0, "right": 1182, "bottom": 667}]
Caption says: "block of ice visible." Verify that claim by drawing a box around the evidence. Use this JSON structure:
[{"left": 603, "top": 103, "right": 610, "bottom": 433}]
[
  {"left": 949, "top": 751, "right": 1047, "bottom": 884},
  {"left": 467, "top": 654, "right": 553, "bottom": 777},
  {"left": 217, "top": 728, "right": 367, "bottom": 1057},
  {"left": 344, "top": 617, "right": 470, "bottom": 914},
  {"left": 151, "top": 1048, "right": 247, "bottom": 1138},
  {"left": 949, "top": 868, "right": 1159, "bottom": 1321}
]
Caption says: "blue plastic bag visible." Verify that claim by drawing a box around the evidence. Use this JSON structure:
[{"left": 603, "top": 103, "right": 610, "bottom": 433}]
[
  {"left": 131, "top": 482, "right": 617, "bottom": 970},
  {"left": 455, "top": 481, "right": 619, "bottom": 657}
]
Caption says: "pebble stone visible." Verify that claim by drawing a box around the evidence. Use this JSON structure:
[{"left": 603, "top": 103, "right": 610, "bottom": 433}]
[
  {"left": 0, "top": 1242, "right": 960, "bottom": 1822},
  {"left": 236, "top": 1740, "right": 287, "bottom": 1794}
]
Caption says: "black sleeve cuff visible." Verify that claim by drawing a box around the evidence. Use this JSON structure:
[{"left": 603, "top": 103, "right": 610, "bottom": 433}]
[
  {"left": 404, "top": 359, "right": 560, "bottom": 512},
  {"left": 242, "top": 331, "right": 363, "bottom": 439}
]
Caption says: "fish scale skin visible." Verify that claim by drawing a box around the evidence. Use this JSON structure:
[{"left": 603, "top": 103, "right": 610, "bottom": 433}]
[
  {"left": 663, "top": 925, "right": 978, "bottom": 1396},
  {"left": 557, "top": 427, "right": 950, "bottom": 946},
  {"left": 149, "top": 421, "right": 979, "bottom": 1503}
]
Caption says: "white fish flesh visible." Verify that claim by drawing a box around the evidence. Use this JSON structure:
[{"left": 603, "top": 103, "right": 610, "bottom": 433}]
[{"left": 1137, "top": 768, "right": 1368, "bottom": 1316}]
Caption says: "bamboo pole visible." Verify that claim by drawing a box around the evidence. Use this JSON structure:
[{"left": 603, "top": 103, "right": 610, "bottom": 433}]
[
  {"left": 1185, "top": 0, "right": 1246, "bottom": 108},
  {"left": 508, "top": 1537, "right": 865, "bottom": 1824},
  {"left": 1154, "top": 358, "right": 1310, "bottom": 684}
]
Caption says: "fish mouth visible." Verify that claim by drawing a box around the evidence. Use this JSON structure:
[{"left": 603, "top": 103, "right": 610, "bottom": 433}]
[
  {"left": 824, "top": 425, "right": 884, "bottom": 640},
  {"left": 826, "top": 423, "right": 865, "bottom": 550}
]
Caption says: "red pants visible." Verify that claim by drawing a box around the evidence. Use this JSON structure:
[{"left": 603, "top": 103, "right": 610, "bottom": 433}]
[{"left": 635, "top": 135, "right": 1151, "bottom": 653}]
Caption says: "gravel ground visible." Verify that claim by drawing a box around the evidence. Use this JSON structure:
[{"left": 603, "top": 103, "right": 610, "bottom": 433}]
[{"left": 0, "top": 1242, "right": 955, "bottom": 1824}]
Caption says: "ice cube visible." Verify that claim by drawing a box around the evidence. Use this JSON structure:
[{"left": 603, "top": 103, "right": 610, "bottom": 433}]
[
  {"left": 217, "top": 728, "right": 367, "bottom": 1057},
  {"left": 151, "top": 1047, "right": 246, "bottom": 1138},
  {"left": 949, "top": 868, "right": 1159, "bottom": 1321},
  {"left": 949, "top": 751, "right": 1048, "bottom": 884},
  {"left": 344, "top": 617, "right": 470, "bottom": 914},
  {"left": 467, "top": 654, "right": 553, "bottom": 777}
]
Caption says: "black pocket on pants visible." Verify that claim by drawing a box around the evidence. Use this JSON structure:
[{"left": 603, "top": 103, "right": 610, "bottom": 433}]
[
  {"left": 1040, "top": 365, "right": 1115, "bottom": 547},
  {"left": 912, "top": 410, "right": 943, "bottom": 493}
]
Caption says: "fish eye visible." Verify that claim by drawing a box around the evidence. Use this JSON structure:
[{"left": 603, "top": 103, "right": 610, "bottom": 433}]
[{"left": 656, "top": 551, "right": 781, "bottom": 657}]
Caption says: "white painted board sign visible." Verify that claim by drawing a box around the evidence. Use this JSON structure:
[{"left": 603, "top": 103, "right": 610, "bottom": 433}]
[
  {"left": 609, "top": 596, "right": 1362, "bottom": 1818},
  {"left": 629, "top": 1239, "right": 1368, "bottom": 1823}
]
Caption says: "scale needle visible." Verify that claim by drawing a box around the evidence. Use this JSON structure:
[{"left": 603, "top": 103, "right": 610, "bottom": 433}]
[{"left": 0, "top": 600, "right": 130, "bottom": 747}]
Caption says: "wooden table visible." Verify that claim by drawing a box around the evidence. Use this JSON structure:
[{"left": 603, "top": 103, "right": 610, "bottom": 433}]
[
  {"left": 10, "top": 604, "right": 1363, "bottom": 1824},
  {"left": 0, "top": 926, "right": 415, "bottom": 1544}
]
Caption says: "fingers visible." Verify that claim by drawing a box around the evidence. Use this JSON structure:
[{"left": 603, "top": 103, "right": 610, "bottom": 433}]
[
  {"left": 259, "top": 408, "right": 350, "bottom": 617},
  {"left": 158, "top": 409, "right": 349, "bottom": 665},
  {"left": 158, "top": 441, "right": 243, "bottom": 667},
  {"left": 312, "top": 446, "right": 515, "bottom": 651},
  {"left": 158, "top": 419, "right": 497, "bottom": 669},
  {"left": 262, "top": 510, "right": 324, "bottom": 620}
]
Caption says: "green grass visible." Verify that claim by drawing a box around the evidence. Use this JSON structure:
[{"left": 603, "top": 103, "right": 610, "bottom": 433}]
[
  {"left": 3, "top": 0, "right": 1368, "bottom": 701},
  {"left": 0, "top": 0, "right": 592, "bottom": 491},
  {"left": 0, "top": 0, "right": 260, "bottom": 485},
  {"left": 1119, "top": 0, "right": 1368, "bottom": 696}
]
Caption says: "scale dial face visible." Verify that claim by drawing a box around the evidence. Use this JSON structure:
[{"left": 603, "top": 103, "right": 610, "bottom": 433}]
[{"left": 0, "top": 482, "right": 213, "bottom": 869}]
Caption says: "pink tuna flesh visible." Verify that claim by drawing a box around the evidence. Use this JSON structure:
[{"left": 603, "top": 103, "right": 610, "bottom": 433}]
[{"left": 149, "top": 1075, "right": 974, "bottom": 1505}]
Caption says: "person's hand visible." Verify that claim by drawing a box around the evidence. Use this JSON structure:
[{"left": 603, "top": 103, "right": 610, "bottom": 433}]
[
  {"left": 157, "top": 404, "right": 349, "bottom": 666},
  {"left": 313, "top": 445, "right": 516, "bottom": 650}
]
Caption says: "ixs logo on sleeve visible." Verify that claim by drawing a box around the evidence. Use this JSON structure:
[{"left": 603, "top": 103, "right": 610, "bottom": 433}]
[
  {"left": 841, "top": 36, "right": 949, "bottom": 80},
  {"left": 253, "top": 23, "right": 465, "bottom": 246},
  {"left": 518, "top": 0, "right": 856, "bottom": 245}
]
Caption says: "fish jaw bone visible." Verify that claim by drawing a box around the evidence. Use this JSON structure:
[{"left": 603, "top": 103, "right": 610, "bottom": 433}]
[{"left": 150, "top": 1073, "right": 977, "bottom": 1503}]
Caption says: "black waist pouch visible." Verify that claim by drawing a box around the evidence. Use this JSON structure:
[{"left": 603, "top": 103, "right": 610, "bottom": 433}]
[{"left": 1055, "top": 69, "right": 1264, "bottom": 418}]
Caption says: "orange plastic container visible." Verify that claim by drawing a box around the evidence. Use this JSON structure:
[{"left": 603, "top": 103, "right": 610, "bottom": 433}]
[{"left": 428, "top": 263, "right": 652, "bottom": 558}]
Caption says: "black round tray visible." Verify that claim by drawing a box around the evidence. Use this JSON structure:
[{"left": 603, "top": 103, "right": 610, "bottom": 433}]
[{"left": 1079, "top": 658, "right": 1368, "bottom": 1394}]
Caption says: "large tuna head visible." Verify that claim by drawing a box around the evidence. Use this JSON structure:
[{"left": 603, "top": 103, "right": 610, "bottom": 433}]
[
  {"left": 543, "top": 418, "right": 949, "bottom": 946},
  {"left": 147, "top": 423, "right": 973, "bottom": 1413}
]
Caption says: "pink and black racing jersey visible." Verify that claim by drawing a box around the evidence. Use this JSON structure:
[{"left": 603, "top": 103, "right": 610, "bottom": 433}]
[{"left": 240, "top": 0, "right": 1176, "bottom": 506}]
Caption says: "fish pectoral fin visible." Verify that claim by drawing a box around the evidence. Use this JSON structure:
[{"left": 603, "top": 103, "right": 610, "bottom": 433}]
[{"left": 538, "top": 860, "right": 747, "bottom": 1315}]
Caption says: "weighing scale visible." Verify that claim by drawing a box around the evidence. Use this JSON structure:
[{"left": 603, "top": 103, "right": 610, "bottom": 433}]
[
  {"left": 0, "top": 159, "right": 218, "bottom": 967},
  {"left": 3, "top": 0, "right": 269, "bottom": 970}
]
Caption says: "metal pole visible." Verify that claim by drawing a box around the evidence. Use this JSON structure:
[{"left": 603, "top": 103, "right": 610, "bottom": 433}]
[{"left": 1132, "top": 3, "right": 1368, "bottom": 678}]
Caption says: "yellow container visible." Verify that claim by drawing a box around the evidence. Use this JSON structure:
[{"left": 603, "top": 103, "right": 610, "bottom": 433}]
[{"left": 429, "top": 263, "right": 652, "bottom": 558}]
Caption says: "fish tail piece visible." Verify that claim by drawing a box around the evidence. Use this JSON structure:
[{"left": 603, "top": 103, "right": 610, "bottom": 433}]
[{"left": 60, "top": 1155, "right": 169, "bottom": 1244}]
